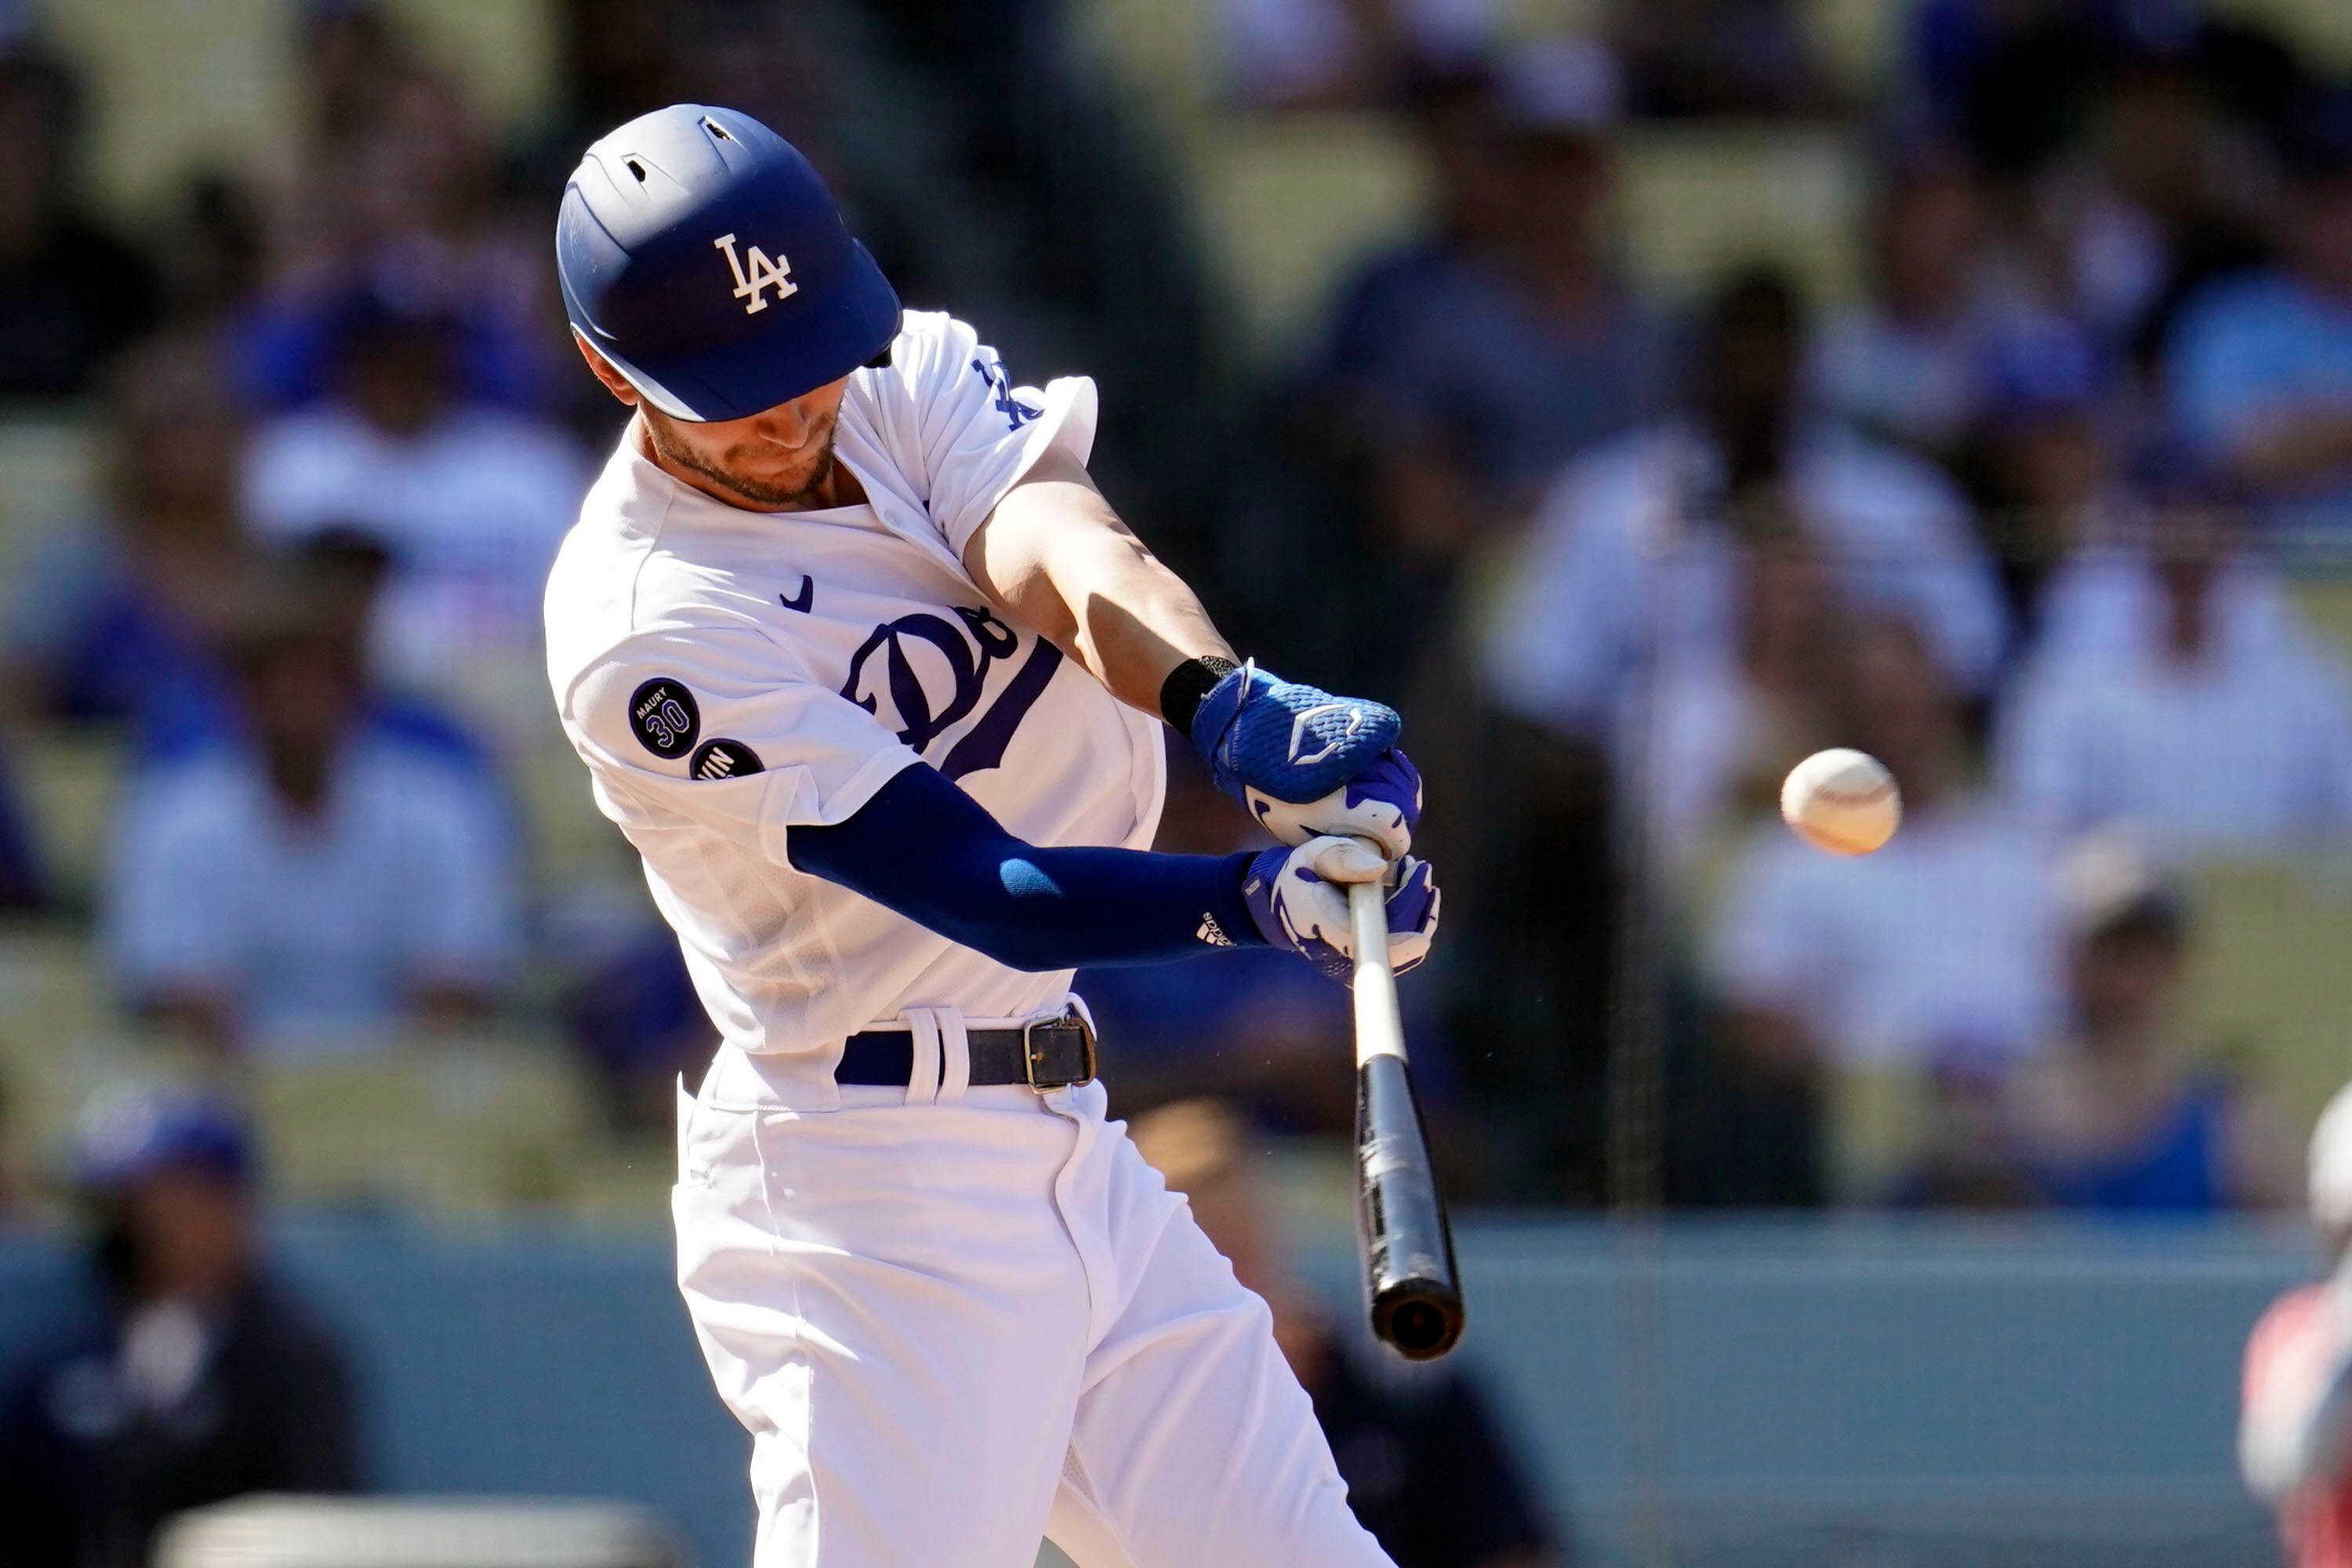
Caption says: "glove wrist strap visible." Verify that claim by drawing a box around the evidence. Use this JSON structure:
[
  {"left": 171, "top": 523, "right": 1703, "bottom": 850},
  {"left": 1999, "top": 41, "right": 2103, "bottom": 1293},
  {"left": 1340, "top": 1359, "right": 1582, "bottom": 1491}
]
[{"left": 1160, "top": 654, "right": 1241, "bottom": 742}]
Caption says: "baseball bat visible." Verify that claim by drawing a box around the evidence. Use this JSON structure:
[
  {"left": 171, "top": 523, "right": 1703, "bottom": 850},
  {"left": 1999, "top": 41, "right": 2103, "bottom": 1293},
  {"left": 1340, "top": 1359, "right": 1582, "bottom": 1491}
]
[{"left": 1347, "top": 873, "right": 1465, "bottom": 1361}]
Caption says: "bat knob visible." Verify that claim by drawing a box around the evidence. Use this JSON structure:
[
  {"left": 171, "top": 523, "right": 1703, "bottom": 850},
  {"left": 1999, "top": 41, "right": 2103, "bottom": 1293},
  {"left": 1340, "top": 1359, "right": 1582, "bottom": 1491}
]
[{"left": 1372, "top": 1284, "right": 1465, "bottom": 1362}]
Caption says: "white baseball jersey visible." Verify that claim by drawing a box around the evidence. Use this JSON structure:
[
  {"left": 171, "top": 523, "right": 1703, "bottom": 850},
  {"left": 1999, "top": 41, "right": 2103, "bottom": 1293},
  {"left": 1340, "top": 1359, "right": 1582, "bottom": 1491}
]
[{"left": 545, "top": 311, "right": 1167, "bottom": 1078}]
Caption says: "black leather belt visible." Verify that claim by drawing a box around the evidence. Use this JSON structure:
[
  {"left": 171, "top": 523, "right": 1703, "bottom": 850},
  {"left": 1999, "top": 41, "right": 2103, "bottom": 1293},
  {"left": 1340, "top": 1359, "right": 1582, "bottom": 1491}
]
[{"left": 837, "top": 1011, "right": 1098, "bottom": 1091}]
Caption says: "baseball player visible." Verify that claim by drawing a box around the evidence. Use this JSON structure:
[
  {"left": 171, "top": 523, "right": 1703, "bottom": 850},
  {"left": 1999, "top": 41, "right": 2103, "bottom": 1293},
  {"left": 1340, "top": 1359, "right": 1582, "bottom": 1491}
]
[
  {"left": 2242, "top": 1081, "right": 2352, "bottom": 1564},
  {"left": 546, "top": 105, "right": 1439, "bottom": 1567}
]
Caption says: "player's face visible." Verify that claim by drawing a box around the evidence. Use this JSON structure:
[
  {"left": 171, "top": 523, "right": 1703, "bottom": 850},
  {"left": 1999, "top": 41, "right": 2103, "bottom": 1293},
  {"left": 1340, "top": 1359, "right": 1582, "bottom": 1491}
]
[
  {"left": 637, "top": 378, "right": 855, "bottom": 511},
  {"left": 575, "top": 337, "right": 853, "bottom": 510}
]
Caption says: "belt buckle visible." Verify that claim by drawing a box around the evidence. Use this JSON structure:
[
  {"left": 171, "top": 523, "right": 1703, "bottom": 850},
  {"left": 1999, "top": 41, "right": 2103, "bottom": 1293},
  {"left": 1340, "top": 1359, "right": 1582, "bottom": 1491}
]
[{"left": 1022, "top": 1011, "right": 1098, "bottom": 1092}]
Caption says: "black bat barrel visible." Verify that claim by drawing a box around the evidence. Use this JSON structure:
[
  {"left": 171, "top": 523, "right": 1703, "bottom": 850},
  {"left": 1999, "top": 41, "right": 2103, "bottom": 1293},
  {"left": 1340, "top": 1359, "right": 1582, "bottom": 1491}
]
[{"left": 1356, "top": 1052, "right": 1465, "bottom": 1360}]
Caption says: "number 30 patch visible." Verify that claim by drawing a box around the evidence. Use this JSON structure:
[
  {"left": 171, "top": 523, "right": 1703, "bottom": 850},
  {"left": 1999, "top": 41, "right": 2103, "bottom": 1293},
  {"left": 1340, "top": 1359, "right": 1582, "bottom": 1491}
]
[{"left": 630, "top": 678, "right": 702, "bottom": 759}]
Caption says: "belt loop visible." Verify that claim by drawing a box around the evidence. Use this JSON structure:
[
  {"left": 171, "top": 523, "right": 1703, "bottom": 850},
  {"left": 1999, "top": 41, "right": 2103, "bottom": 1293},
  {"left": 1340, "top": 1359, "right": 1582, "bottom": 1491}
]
[
  {"left": 903, "top": 1010, "right": 944, "bottom": 1106},
  {"left": 674, "top": 1073, "right": 697, "bottom": 1174},
  {"left": 935, "top": 1008, "right": 973, "bottom": 1104}
]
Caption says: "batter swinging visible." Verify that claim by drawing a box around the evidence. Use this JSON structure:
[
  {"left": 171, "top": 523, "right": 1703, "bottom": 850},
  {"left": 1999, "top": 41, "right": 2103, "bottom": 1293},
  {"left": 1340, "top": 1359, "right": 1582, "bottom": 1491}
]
[{"left": 546, "top": 105, "right": 1439, "bottom": 1567}]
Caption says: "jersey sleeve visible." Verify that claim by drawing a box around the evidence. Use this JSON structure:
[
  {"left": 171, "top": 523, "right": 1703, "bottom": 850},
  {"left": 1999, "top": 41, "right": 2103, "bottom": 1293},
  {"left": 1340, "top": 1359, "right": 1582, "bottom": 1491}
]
[
  {"left": 562, "top": 624, "right": 922, "bottom": 866},
  {"left": 866, "top": 312, "right": 1100, "bottom": 557}
]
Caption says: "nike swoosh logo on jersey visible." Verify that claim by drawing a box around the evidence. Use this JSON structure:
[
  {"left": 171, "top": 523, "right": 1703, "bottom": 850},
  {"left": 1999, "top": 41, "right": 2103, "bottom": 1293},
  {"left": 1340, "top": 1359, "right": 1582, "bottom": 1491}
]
[{"left": 780, "top": 575, "right": 814, "bottom": 613}]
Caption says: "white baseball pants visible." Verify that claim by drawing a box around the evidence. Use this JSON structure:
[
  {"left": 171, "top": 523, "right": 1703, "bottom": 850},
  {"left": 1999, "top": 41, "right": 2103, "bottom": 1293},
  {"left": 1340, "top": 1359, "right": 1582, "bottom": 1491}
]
[{"left": 672, "top": 1030, "right": 1396, "bottom": 1568}]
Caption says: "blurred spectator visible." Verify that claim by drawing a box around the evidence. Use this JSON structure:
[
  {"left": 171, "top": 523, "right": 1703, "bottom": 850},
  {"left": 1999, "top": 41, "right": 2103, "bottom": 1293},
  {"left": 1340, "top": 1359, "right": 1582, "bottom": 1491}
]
[
  {"left": 1610, "top": 0, "right": 1831, "bottom": 120},
  {"left": 1813, "top": 132, "right": 2039, "bottom": 464},
  {"left": 238, "top": 7, "right": 552, "bottom": 416},
  {"left": 103, "top": 578, "right": 518, "bottom": 1060},
  {"left": 1996, "top": 466, "right": 2352, "bottom": 853},
  {"left": 1129, "top": 1099, "right": 1563, "bottom": 1568},
  {"left": 2031, "top": 38, "right": 2276, "bottom": 361},
  {"left": 2241, "top": 1079, "right": 2352, "bottom": 1561},
  {"left": 1907, "top": 0, "right": 2196, "bottom": 179},
  {"left": 242, "top": 278, "right": 590, "bottom": 705},
  {"left": 556, "top": 0, "right": 691, "bottom": 129},
  {"left": 1958, "top": 320, "right": 2120, "bottom": 628},
  {"left": 0, "top": 1085, "right": 361, "bottom": 1568},
  {"left": 2, "top": 334, "right": 492, "bottom": 779},
  {"left": 556, "top": 917, "right": 710, "bottom": 1131},
  {"left": 0, "top": 45, "right": 162, "bottom": 398},
  {"left": 1480, "top": 270, "right": 2009, "bottom": 817},
  {"left": 2166, "top": 86, "right": 2352, "bottom": 539},
  {"left": 1222, "top": 0, "right": 1496, "bottom": 110},
  {"left": 1319, "top": 41, "right": 1665, "bottom": 558},
  {"left": 1708, "top": 618, "right": 2059, "bottom": 1083},
  {"left": 2007, "top": 836, "right": 2292, "bottom": 1211},
  {"left": 2, "top": 335, "right": 253, "bottom": 744},
  {"left": 1620, "top": 521, "right": 1845, "bottom": 869}
]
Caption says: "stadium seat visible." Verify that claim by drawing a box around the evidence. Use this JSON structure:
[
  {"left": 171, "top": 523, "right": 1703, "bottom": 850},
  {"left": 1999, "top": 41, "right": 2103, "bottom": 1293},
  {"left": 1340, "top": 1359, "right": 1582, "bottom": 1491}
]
[
  {"left": 2292, "top": 575, "right": 2352, "bottom": 662},
  {"left": 2182, "top": 856, "right": 2352, "bottom": 1137},
  {"left": 251, "top": 1036, "right": 600, "bottom": 1214},
  {"left": 16, "top": 724, "right": 129, "bottom": 911},
  {"left": 564, "top": 1138, "right": 681, "bottom": 1225},
  {"left": 1620, "top": 127, "right": 1864, "bottom": 303},
  {"left": 518, "top": 738, "right": 629, "bottom": 890},
  {"left": 1185, "top": 117, "right": 1429, "bottom": 354},
  {"left": 0, "top": 929, "right": 167, "bottom": 1174},
  {"left": 46, "top": 0, "right": 557, "bottom": 221}
]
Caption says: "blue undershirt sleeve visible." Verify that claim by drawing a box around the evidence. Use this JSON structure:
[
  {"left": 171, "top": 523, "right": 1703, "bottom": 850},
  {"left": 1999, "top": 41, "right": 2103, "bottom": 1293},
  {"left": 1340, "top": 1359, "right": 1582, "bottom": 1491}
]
[{"left": 785, "top": 763, "right": 1266, "bottom": 971}]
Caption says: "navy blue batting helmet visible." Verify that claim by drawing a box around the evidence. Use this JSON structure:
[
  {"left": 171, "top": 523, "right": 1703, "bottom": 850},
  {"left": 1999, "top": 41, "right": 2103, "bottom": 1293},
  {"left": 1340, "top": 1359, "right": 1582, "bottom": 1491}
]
[{"left": 557, "top": 104, "right": 902, "bottom": 423}]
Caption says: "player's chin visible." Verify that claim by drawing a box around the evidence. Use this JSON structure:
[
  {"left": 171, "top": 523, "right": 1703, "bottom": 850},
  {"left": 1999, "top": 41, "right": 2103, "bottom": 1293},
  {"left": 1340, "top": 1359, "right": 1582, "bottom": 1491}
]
[{"left": 720, "top": 452, "right": 833, "bottom": 506}]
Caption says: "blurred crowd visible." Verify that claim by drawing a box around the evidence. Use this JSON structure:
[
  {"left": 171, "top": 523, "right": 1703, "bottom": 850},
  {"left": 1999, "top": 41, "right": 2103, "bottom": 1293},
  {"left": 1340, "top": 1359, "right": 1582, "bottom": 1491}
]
[
  {"left": 0, "top": 0, "right": 2348, "bottom": 1229},
  {"left": 1249, "top": 0, "right": 2352, "bottom": 1210}
]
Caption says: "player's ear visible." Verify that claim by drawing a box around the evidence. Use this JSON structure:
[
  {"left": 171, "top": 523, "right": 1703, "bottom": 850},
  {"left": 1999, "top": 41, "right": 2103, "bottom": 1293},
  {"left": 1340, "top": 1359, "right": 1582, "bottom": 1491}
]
[{"left": 573, "top": 332, "right": 641, "bottom": 407}]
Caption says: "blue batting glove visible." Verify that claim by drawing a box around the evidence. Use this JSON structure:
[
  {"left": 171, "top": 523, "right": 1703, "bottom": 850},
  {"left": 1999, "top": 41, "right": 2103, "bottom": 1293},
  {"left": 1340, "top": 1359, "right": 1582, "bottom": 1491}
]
[
  {"left": 1241, "top": 837, "right": 1441, "bottom": 983},
  {"left": 1190, "top": 663, "right": 1421, "bottom": 858}
]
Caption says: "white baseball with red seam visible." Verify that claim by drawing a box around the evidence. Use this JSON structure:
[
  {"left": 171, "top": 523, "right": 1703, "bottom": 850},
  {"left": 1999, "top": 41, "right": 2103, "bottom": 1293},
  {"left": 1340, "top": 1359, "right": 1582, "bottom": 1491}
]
[{"left": 1780, "top": 748, "right": 1900, "bottom": 856}]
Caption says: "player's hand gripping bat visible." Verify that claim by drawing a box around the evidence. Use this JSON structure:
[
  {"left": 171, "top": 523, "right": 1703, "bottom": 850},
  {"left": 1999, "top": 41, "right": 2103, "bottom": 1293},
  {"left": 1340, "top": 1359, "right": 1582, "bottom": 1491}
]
[{"left": 1346, "top": 868, "right": 1465, "bottom": 1360}]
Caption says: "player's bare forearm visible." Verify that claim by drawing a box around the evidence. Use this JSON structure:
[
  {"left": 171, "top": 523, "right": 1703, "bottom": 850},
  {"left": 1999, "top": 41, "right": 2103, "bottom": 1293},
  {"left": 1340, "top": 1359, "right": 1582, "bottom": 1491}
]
[{"left": 962, "top": 450, "right": 1233, "bottom": 718}]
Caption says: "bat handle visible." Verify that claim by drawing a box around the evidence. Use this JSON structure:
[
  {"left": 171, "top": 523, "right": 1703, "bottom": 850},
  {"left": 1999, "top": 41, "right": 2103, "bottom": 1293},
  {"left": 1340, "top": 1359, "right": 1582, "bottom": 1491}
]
[{"left": 1346, "top": 875, "right": 1406, "bottom": 1067}]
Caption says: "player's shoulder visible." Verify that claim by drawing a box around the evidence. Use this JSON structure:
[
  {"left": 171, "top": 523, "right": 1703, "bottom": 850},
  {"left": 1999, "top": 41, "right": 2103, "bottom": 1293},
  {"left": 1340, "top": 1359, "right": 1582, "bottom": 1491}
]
[
  {"left": 885, "top": 308, "right": 982, "bottom": 371},
  {"left": 847, "top": 308, "right": 984, "bottom": 411}
]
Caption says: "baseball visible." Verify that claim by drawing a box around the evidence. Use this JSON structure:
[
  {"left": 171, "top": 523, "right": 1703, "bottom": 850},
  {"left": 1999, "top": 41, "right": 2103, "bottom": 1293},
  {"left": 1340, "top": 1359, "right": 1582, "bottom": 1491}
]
[{"left": 1780, "top": 749, "right": 1900, "bottom": 856}]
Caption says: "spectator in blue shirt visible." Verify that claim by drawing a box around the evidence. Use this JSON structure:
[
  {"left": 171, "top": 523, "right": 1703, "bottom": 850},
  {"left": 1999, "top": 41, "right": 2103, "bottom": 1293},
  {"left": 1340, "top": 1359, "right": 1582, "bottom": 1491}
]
[
  {"left": 1319, "top": 40, "right": 1664, "bottom": 555},
  {"left": 2, "top": 335, "right": 250, "bottom": 747},
  {"left": 2166, "top": 87, "right": 2352, "bottom": 541},
  {"left": 103, "top": 575, "right": 518, "bottom": 1061}
]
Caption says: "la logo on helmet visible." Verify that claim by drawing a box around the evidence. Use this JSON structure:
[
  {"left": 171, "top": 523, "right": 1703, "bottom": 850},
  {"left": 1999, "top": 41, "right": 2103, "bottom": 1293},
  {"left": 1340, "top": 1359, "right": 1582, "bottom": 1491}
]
[{"left": 713, "top": 233, "right": 797, "bottom": 314}]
